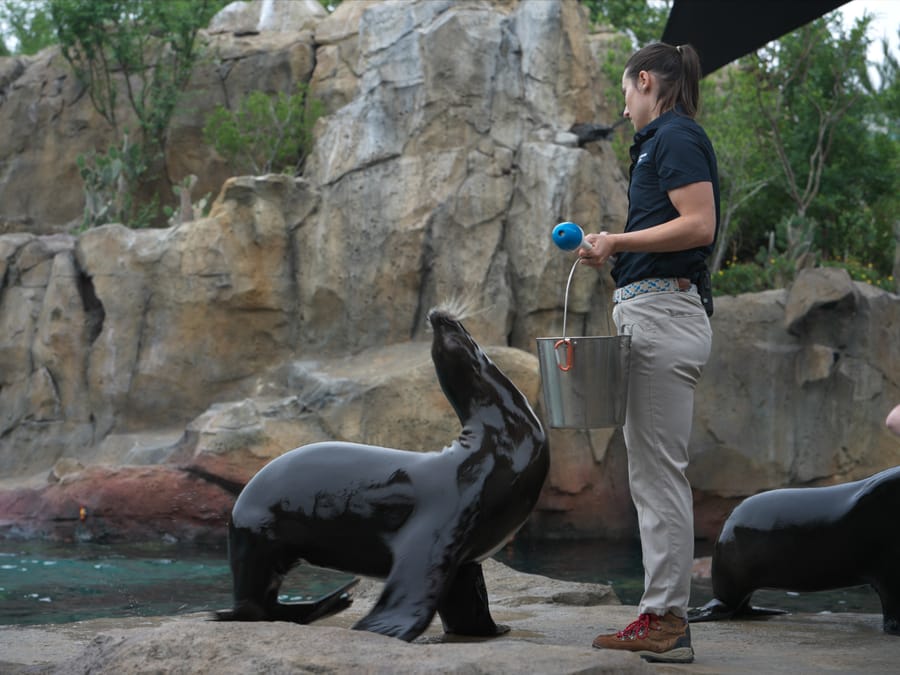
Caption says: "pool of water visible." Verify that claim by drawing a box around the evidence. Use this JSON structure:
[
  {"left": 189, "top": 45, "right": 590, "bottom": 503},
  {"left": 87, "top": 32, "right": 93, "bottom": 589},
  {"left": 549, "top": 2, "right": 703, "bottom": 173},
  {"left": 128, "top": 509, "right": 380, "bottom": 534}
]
[
  {"left": 494, "top": 537, "right": 884, "bottom": 615},
  {"left": 0, "top": 540, "right": 352, "bottom": 626},
  {"left": 0, "top": 537, "right": 883, "bottom": 626}
]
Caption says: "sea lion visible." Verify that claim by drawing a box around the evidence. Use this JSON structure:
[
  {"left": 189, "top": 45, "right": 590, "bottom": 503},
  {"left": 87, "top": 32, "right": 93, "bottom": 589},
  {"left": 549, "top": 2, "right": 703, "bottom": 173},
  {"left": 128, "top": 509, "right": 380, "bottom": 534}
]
[
  {"left": 216, "top": 308, "right": 550, "bottom": 641},
  {"left": 689, "top": 466, "right": 900, "bottom": 635}
]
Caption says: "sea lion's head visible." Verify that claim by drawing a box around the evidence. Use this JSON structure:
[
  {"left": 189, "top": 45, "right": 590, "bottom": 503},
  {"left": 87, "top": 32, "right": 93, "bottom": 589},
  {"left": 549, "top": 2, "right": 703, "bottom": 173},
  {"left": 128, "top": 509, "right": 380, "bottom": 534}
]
[{"left": 427, "top": 308, "right": 502, "bottom": 423}]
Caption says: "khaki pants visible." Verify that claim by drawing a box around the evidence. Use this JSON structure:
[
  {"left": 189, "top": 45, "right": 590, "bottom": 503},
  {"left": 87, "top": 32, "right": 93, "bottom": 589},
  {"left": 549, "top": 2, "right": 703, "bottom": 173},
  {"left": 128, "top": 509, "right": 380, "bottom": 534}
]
[{"left": 612, "top": 288, "right": 712, "bottom": 618}]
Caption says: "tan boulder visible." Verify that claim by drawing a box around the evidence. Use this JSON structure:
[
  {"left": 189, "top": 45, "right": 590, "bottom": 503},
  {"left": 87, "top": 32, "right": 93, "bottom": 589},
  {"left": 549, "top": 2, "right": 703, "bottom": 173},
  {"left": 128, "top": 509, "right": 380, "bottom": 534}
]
[{"left": 173, "top": 342, "right": 541, "bottom": 489}]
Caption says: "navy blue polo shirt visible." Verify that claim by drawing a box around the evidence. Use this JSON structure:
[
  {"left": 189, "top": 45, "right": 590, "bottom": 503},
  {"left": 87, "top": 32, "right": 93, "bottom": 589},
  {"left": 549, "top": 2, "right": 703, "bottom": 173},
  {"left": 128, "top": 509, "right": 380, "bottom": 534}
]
[{"left": 611, "top": 107, "right": 720, "bottom": 288}]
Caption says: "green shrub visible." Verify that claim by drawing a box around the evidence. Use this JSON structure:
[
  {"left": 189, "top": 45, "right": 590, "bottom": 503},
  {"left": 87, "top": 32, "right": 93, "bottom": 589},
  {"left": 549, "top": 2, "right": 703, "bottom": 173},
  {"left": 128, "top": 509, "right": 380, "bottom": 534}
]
[
  {"left": 821, "top": 259, "right": 895, "bottom": 291},
  {"left": 203, "top": 85, "right": 325, "bottom": 175},
  {"left": 713, "top": 256, "right": 796, "bottom": 296},
  {"left": 713, "top": 257, "right": 895, "bottom": 296}
]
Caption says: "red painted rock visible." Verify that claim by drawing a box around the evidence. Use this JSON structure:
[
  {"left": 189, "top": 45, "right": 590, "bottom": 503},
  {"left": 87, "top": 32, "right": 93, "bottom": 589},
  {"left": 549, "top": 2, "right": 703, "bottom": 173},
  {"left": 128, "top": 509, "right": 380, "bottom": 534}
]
[{"left": 0, "top": 465, "right": 233, "bottom": 543}]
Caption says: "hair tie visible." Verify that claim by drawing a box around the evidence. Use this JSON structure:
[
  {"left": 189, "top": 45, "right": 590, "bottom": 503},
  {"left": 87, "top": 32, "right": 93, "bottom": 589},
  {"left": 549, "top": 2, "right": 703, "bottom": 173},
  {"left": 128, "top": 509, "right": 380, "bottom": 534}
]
[{"left": 676, "top": 45, "right": 683, "bottom": 55}]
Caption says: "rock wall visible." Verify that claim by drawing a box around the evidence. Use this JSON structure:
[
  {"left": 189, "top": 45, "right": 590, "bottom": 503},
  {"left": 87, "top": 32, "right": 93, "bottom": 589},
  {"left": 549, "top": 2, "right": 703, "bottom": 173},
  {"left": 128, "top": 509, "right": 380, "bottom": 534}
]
[{"left": 0, "top": 0, "right": 898, "bottom": 543}]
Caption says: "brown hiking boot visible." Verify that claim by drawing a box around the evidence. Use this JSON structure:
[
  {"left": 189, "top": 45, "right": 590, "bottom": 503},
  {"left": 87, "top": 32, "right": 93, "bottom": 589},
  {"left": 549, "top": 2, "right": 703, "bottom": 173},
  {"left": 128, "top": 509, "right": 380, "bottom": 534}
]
[{"left": 592, "top": 611, "right": 694, "bottom": 663}]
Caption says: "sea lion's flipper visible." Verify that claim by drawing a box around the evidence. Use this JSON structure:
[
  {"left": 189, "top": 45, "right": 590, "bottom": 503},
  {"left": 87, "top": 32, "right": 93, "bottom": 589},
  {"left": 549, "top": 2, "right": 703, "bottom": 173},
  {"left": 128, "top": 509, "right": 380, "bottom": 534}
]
[
  {"left": 214, "top": 578, "right": 359, "bottom": 623},
  {"left": 270, "top": 577, "right": 359, "bottom": 623},
  {"left": 352, "top": 548, "right": 444, "bottom": 641},
  {"left": 688, "top": 598, "right": 786, "bottom": 623},
  {"left": 438, "top": 562, "right": 508, "bottom": 636},
  {"left": 688, "top": 598, "right": 735, "bottom": 623},
  {"left": 873, "top": 574, "right": 900, "bottom": 635}
]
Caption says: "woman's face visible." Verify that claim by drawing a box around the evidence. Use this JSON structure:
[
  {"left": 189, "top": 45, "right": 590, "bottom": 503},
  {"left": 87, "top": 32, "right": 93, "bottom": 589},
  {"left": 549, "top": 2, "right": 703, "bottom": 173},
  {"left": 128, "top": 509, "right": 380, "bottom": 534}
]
[{"left": 621, "top": 69, "right": 657, "bottom": 132}]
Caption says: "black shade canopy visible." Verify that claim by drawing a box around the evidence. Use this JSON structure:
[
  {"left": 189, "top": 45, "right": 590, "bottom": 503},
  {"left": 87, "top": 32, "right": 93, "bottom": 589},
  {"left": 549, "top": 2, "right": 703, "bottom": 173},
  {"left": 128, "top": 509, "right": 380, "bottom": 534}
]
[{"left": 661, "top": 0, "right": 851, "bottom": 76}]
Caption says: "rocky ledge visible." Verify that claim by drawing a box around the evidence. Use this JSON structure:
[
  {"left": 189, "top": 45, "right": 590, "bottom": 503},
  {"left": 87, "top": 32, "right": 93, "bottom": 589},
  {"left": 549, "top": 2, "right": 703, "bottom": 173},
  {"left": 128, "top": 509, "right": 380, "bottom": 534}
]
[{"left": 2, "top": 560, "right": 897, "bottom": 674}]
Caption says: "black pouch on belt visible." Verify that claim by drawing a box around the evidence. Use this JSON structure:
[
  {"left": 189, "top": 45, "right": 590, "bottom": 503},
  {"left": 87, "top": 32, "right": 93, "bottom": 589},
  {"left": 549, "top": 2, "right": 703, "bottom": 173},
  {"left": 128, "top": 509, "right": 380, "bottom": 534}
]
[{"left": 695, "top": 268, "right": 714, "bottom": 317}]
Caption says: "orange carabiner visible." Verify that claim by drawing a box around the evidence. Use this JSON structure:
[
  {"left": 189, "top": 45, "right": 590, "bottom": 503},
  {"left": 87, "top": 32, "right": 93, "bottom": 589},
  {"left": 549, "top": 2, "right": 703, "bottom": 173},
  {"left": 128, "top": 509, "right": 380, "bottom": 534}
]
[{"left": 554, "top": 338, "right": 574, "bottom": 372}]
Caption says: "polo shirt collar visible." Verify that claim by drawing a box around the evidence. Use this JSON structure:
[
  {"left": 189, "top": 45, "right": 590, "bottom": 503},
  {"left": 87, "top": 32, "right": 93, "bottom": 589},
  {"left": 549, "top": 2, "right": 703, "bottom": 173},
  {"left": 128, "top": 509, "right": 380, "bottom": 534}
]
[{"left": 632, "top": 105, "right": 687, "bottom": 145}]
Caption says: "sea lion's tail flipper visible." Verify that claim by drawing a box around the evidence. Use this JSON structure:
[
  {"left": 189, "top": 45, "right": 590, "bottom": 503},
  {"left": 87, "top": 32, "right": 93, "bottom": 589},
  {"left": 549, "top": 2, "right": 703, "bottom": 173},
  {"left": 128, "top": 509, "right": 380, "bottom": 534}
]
[{"left": 438, "top": 562, "right": 509, "bottom": 636}]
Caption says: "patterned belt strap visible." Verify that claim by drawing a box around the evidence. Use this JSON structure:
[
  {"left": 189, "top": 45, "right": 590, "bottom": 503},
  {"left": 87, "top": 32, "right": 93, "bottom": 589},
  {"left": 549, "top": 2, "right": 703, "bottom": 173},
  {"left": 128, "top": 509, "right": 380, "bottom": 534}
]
[{"left": 613, "top": 277, "right": 684, "bottom": 303}]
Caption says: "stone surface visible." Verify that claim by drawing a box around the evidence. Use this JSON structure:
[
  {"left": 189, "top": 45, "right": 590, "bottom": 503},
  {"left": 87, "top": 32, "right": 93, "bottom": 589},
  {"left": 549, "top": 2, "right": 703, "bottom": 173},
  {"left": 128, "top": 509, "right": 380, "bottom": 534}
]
[
  {"left": 783, "top": 267, "right": 858, "bottom": 335},
  {"left": 1, "top": 560, "right": 899, "bottom": 674},
  {"left": 208, "top": 0, "right": 327, "bottom": 35}
]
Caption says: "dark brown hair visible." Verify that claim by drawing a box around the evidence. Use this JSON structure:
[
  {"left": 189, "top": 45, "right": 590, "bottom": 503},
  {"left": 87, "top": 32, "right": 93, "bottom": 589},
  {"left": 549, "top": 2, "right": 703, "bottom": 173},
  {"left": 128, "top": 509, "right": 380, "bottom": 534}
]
[{"left": 624, "top": 42, "right": 701, "bottom": 118}]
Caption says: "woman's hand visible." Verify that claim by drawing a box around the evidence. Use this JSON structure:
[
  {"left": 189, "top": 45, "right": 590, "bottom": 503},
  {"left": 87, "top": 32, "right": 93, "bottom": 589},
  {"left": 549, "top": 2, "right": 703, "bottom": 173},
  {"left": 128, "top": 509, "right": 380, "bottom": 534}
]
[{"left": 578, "top": 231, "right": 616, "bottom": 267}]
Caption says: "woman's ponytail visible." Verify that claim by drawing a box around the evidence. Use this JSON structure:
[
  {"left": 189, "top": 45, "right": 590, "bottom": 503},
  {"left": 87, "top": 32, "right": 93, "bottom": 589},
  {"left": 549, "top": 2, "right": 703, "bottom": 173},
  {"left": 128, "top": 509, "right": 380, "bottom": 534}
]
[{"left": 624, "top": 42, "right": 702, "bottom": 118}]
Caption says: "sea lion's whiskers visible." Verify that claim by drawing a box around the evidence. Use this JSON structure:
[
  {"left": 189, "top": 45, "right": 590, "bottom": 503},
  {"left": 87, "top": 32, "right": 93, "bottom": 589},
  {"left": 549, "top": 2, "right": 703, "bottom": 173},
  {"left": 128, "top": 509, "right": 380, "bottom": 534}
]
[{"left": 429, "top": 293, "right": 489, "bottom": 326}]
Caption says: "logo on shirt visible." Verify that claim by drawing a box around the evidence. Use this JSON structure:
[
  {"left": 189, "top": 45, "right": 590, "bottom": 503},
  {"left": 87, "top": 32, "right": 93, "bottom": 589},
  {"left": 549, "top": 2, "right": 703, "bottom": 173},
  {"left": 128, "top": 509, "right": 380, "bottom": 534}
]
[{"left": 637, "top": 152, "right": 648, "bottom": 165}]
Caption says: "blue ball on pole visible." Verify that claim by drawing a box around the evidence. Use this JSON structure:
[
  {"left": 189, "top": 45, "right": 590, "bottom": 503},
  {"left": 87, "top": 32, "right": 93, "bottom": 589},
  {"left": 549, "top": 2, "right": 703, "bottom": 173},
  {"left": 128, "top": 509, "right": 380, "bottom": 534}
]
[{"left": 552, "top": 221, "right": 591, "bottom": 251}]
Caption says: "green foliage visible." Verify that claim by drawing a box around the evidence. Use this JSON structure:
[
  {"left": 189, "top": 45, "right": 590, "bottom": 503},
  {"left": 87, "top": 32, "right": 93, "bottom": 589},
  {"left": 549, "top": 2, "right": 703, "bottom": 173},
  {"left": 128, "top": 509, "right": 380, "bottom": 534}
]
[
  {"left": 713, "top": 258, "right": 795, "bottom": 297},
  {"left": 0, "top": 0, "right": 56, "bottom": 55},
  {"left": 873, "top": 30, "right": 900, "bottom": 127},
  {"left": 821, "top": 258, "right": 895, "bottom": 291},
  {"left": 715, "top": 255, "right": 895, "bottom": 296},
  {"left": 699, "top": 63, "right": 771, "bottom": 273},
  {"left": 203, "top": 85, "right": 325, "bottom": 176},
  {"left": 704, "top": 11, "right": 898, "bottom": 288},
  {"left": 50, "top": 0, "right": 225, "bottom": 145},
  {"left": 714, "top": 211, "right": 894, "bottom": 295},
  {"left": 746, "top": 14, "right": 870, "bottom": 217},
  {"left": 48, "top": 0, "right": 229, "bottom": 227},
  {"left": 579, "top": 0, "right": 670, "bottom": 47}
]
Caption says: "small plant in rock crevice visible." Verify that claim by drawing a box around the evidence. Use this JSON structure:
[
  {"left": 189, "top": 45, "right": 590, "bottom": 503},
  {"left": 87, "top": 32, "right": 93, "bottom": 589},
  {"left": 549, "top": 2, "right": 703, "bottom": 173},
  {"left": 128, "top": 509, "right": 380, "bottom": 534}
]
[{"left": 203, "top": 84, "right": 325, "bottom": 176}]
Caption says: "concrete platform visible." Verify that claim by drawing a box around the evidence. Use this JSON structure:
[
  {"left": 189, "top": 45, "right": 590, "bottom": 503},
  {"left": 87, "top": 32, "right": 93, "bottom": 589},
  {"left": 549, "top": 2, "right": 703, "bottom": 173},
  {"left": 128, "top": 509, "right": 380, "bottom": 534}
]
[{"left": 2, "top": 560, "right": 899, "bottom": 673}]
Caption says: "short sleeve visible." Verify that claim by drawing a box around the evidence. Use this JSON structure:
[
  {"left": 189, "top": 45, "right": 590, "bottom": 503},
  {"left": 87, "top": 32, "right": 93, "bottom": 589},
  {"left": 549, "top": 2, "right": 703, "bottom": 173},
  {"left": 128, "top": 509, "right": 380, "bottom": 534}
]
[{"left": 654, "top": 124, "right": 713, "bottom": 192}]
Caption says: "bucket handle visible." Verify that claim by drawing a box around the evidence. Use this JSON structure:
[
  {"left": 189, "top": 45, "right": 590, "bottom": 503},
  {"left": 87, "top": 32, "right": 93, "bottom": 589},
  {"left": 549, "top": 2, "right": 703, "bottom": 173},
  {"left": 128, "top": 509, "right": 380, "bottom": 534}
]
[
  {"left": 554, "top": 338, "right": 574, "bottom": 372},
  {"left": 560, "top": 255, "right": 615, "bottom": 339}
]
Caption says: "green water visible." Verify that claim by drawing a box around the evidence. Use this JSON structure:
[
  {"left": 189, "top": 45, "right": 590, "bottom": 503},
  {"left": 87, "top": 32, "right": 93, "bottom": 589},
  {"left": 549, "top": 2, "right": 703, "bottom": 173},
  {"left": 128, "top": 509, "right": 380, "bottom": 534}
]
[
  {"left": 0, "top": 537, "right": 883, "bottom": 626},
  {"left": 0, "top": 540, "right": 352, "bottom": 626}
]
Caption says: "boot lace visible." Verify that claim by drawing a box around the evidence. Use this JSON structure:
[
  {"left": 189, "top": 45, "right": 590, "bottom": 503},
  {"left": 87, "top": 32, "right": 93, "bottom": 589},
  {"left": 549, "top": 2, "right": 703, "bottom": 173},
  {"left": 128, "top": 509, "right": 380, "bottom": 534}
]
[{"left": 617, "top": 613, "right": 654, "bottom": 640}]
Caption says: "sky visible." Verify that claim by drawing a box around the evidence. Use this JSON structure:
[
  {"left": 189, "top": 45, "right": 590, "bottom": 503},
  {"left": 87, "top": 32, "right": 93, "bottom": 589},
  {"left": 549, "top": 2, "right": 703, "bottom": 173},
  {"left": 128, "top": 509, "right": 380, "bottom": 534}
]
[{"left": 840, "top": 0, "right": 900, "bottom": 64}]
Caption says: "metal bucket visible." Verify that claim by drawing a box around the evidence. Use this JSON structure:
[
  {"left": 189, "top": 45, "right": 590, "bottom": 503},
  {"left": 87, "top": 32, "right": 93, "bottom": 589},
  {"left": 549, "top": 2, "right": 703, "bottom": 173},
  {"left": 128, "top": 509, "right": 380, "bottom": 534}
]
[
  {"left": 535, "top": 258, "right": 631, "bottom": 428},
  {"left": 536, "top": 335, "right": 631, "bottom": 428}
]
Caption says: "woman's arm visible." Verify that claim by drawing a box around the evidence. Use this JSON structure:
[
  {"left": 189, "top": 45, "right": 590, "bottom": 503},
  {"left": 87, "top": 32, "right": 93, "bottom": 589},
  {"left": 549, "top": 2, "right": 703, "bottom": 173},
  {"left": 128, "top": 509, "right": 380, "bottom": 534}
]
[{"left": 579, "top": 181, "right": 716, "bottom": 267}]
